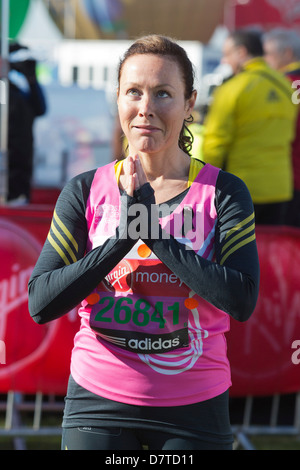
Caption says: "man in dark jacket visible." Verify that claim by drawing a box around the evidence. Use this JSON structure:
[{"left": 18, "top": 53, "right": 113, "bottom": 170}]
[{"left": 6, "top": 43, "right": 47, "bottom": 204}]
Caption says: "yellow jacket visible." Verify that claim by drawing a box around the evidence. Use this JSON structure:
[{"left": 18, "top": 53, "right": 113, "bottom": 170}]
[
  {"left": 188, "top": 122, "right": 204, "bottom": 160},
  {"left": 202, "top": 58, "right": 298, "bottom": 203}
]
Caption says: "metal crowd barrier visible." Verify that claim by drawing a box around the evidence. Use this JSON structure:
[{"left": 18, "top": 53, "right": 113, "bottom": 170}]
[{"left": 0, "top": 392, "right": 300, "bottom": 450}]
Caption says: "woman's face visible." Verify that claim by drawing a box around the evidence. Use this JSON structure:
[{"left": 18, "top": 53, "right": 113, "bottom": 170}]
[{"left": 117, "top": 54, "right": 196, "bottom": 156}]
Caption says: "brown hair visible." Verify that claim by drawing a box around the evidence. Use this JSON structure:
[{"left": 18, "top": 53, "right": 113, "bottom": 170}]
[{"left": 118, "top": 35, "right": 195, "bottom": 156}]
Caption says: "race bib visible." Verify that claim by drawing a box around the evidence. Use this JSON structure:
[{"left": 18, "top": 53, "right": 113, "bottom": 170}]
[
  {"left": 88, "top": 253, "right": 191, "bottom": 353},
  {"left": 90, "top": 294, "right": 189, "bottom": 353}
]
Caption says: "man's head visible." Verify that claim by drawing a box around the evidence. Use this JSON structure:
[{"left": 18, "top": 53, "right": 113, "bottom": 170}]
[
  {"left": 263, "top": 28, "right": 300, "bottom": 71},
  {"left": 222, "top": 30, "right": 264, "bottom": 75},
  {"left": 0, "top": 42, "right": 29, "bottom": 78}
]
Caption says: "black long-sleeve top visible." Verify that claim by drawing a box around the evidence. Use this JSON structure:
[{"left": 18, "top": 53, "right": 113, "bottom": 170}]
[{"left": 28, "top": 165, "right": 260, "bottom": 325}]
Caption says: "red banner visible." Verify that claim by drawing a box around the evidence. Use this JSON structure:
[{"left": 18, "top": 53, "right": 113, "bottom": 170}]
[
  {"left": 234, "top": 0, "right": 300, "bottom": 31},
  {"left": 0, "top": 202, "right": 300, "bottom": 397},
  {"left": 0, "top": 203, "right": 79, "bottom": 395},
  {"left": 227, "top": 226, "right": 300, "bottom": 396}
]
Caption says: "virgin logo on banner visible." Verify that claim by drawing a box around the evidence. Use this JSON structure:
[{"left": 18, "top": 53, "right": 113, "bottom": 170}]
[
  {"left": 227, "top": 226, "right": 300, "bottom": 396},
  {"left": 0, "top": 215, "right": 79, "bottom": 395},
  {"left": 0, "top": 219, "right": 55, "bottom": 368},
  {"left": 234, "top": 0, "right": 300, "bottom": 29}
]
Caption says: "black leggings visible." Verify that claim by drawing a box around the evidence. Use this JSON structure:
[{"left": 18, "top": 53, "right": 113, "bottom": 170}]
[
  {"left": 61, "top": 376, "right": 233, "bottom": 450},
  {"left": 61, "top": 426, "right": 232, "bottom": 450}
]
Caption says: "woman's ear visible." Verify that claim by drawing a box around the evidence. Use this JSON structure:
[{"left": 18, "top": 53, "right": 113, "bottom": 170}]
[{"left": 185, "top": 90, "right": 197, "bottom": 117}]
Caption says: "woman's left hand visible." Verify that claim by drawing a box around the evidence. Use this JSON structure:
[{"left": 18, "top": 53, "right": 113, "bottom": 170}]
[
  {"left": 121, "top": 154, "right": 148, "bottom": 197},
  {"left": 132, "top": 155, "right": 148, "bottom": 190}
]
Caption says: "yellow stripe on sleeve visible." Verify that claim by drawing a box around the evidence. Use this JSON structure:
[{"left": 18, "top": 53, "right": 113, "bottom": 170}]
[
  {"left": 53, "top": 210, "right": 78, "bottom": 253},
  {"left": 221, "top": 223, "right": 255, "bottom": 254},
  {"left": 47, "top": 232, "right": 71, "bottom": 265},
  {"left": 50, "top": 219, "right": 77, "bottom": 263},
  {"left": 225, "top": 213, "right": 254, "bottom": 240},
  {"left": 220, "top": 233, "right": 256, "bottom": 265}
]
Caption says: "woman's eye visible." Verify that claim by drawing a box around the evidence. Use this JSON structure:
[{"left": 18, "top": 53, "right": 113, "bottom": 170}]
[
  {"left": 127, "top": 89, "right": 140, "bottom": 96},
  {"left": 157, "top": 90, "right": 169, "bottom": 98}
]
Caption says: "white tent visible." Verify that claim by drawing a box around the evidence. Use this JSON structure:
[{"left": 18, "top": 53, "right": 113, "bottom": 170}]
[
  {"left": 0, "top": 0, "right": 63, "bottom": 203},
  {"left": 17, "top": 0, "right": 63, "bottom": 56}
]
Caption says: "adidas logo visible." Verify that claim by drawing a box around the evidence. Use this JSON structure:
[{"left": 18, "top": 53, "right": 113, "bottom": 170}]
[
  {"left": 267, "top": 89, "right": 280, "bottom": 102},
  {"left": 127, "top": 336, "right": 181, "bottom": 352}
]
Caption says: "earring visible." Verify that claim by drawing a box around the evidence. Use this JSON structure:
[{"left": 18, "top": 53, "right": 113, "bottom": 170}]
[{"left": 184, "top": 114, "right": 194, "bottom": 125}]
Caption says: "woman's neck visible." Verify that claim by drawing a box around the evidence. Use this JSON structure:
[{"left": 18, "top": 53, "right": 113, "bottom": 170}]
[
  {"left": 134, "top": 149, "right": 191, "bottom": 204},
  {"left": 131, "top": 148, "right": 191, "bottom": 183}
]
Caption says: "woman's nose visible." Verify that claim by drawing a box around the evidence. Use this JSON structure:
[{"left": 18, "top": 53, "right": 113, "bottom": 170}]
[{"left": 138, "top": 95, "right": 154, "bottom": 118}]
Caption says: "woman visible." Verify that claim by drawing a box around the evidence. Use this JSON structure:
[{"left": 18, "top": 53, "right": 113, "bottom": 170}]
[{"left": 28, "top": 35, "right": 260, "bottom": 450}]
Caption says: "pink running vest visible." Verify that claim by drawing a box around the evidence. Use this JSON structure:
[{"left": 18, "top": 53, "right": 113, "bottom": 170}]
[{"left": 70, "top": 161, "right": 231, "bottom": 406}]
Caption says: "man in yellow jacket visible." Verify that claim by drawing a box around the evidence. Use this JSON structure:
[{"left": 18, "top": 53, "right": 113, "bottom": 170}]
[{"left": 202, "top": 30, "right": 298, "bottom": 224}]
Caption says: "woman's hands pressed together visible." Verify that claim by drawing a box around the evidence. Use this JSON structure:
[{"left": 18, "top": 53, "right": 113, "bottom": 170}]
[{"left": 121, "top": 155, "right": 148, "bottom": 197}]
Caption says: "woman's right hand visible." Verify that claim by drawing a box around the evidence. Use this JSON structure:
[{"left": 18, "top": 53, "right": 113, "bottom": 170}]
[
  {"left": 122, "top": 155, "right": 135, "bottom": 197},
  {"left": 132, "top": 155, "right": 148, "bottom": 190},
  {"left": 121, "top": 155, "right": 148, "bottom": 197}
]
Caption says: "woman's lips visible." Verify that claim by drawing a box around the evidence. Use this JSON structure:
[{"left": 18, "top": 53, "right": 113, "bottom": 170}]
[{"left": 134, "top": 125, "right": 160, "bottom": 134}]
